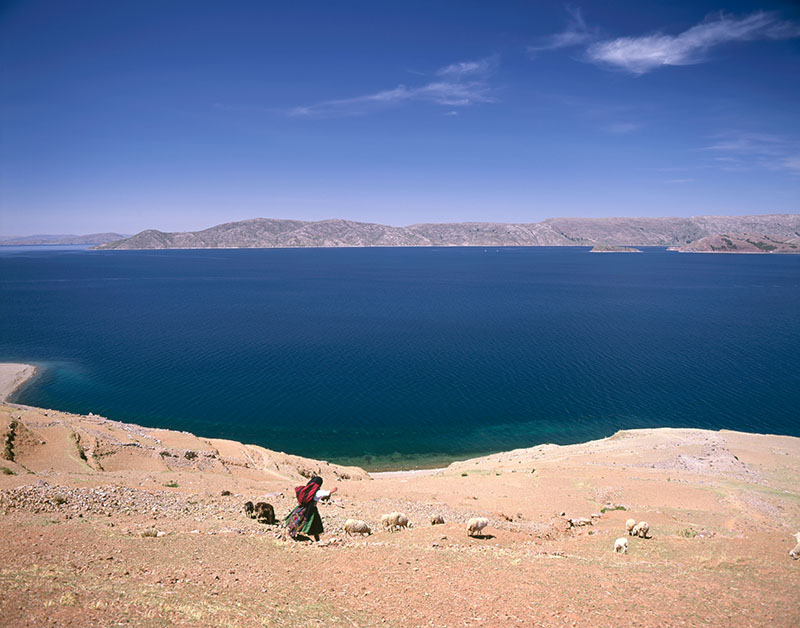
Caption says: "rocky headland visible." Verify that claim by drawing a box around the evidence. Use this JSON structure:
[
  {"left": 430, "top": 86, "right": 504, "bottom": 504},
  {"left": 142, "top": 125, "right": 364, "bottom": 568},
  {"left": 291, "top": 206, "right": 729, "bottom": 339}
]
[
  {"left": 669, "top": 232, "right": 800, "bottom": 254},
  {"left": 2, "top": 363, "right": 799, "bottom": 627}
]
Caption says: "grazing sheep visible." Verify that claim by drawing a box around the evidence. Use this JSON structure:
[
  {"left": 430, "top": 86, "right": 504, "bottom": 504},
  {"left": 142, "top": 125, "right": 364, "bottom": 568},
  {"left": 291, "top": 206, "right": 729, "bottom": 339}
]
[
  {"left": 614, "top": 537, "right": 629, "bottom": 554},
  {"left": 244, "top": 501, "right": 255, "bottom": 518},
  {"left": 254, "top": 502, "right": 276, "bottom": 524},
  {"left": 466, "top": 517, "right": 489, "bottom": 537},
  {"left": 789, "top": 532, "right": 800, "bottom": 560},
  {"left": 569, "top": 517, "right": 593, "bottom": 527},
  {"left": 380, "top": 512, "right": 409, "bottom": 532},
  {"left": 626, "top": 518, "right": 636, "bottom": 535},
  {"left": 343, "top": 519, "right": 372, "bottom": 536},
  {"left": 632, "top": 521, "right": 649, "bottom": 538},
  {"left": 394, "top": 513, "right": 410, "bottom": 531},
  {"left": 430, "top": 514, "right": 445, "bottom": 525}
]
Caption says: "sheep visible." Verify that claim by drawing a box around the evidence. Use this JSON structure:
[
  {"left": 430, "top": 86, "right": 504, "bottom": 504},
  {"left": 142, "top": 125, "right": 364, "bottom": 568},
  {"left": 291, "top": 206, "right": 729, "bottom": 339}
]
[
  {"left": 614, "top": 537, "right": 629, "bottom": 554},
  {"left": 393, "top": 513, "right": 410, "bottom": 531},
  {"left": 466, "top": 517, "right": 489, "bottom": 537},
  {"left": 380, "top": 512, "right": 410, "bottom": 532},
  {"left": 244, "top": 501, "right": 255, "bottom": 518},
  {"left": 343, "top": 519, "right": 371, "bottom": 536},
  {"left": 632, "top": 521, "right": 649, "bottom": 539},
  {"left": 569, "top": 517, "right": 593, "bottom": 527},
  {"left": 253, "top": 502, "right": 275, "bottom": 524},
  {"left": 789, "top": 532, "right": 800, "bottom": 560},
  {"left": 430, "top": 514, "right": 445, "bottom": 525},
  {"left": 626, "top": 518, "right": 636, "bottom": 535}
]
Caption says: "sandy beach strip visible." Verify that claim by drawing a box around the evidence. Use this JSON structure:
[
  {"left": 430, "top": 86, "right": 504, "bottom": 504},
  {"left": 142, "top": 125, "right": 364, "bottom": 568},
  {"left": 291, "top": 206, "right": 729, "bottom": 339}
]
[
  {"left": 0, "top": 363, "right": 37, "bottom": 402},
  {"left": 369, "top": 467, "right": 445, "bottom": 479}
]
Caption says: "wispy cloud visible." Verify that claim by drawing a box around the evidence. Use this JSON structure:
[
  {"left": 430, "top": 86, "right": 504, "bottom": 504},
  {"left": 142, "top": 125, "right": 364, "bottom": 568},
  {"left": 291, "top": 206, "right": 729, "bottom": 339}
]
[
  {"left": 702, "top": 131, "right": 800, "bottom": 174},
  {"left": 704, "top": 131, "right": 787, "bottom": 155},
  {"left": 782, "top": 156, "right": 800, "bottom": 174},
  {"left": 528, "top": 7, "right": 593, "bottom": 55},
  {"left": 665, "top": 178, "right": 695, "bottom": 184},
  {"left": 436, "top": 57, "right": 496, "bottom": 77},
  {"left": 289, "top": 57, "right": 497, "bottom": 117},
  {"left": 587, "top": 11, "right": 800, "bottom": 74},
  {"left": 603, "top": 122, "right": 642, "bottom": 135}
]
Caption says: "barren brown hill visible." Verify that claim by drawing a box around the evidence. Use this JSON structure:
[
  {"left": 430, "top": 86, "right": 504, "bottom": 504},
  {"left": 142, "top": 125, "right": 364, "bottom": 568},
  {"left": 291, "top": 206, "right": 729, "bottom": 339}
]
[
  {"left": 94, "top": 214, "right": 800, "bottom": 250},
  {"left": 2, "top": 364, "right": 799, "bottom": 627}
]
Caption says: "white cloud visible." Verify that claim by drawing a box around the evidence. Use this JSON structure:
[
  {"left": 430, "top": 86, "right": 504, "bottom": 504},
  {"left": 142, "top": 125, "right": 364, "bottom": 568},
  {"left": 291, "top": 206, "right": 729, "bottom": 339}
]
[
  {"left": 289, "top": 58, "right": 497, "bottom": 117},
  {"left": 587, "top": 11, "right": 800, "bottom": 74},
  {"left": 436, "top": 57, "right": 495, "bottom": 77},
  {"left": 528, "top": 7, "right": 593, "bottom": 54}
]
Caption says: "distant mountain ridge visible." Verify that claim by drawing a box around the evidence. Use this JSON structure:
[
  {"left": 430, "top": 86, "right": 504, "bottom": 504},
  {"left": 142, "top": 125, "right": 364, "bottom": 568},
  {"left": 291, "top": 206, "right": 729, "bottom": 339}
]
[
  {"left": 0, "top": 233, "right": 128, "bottom": 246},
  {"left": 94, "top": 215, "right": 800, "bottom": 250}
]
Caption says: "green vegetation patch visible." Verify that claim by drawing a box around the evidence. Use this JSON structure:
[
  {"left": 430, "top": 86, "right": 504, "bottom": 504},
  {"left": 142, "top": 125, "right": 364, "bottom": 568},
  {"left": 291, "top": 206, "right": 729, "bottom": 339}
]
[
  {"left": 600, "top": 505, "right": 627, "bottom": 513},
  {"left": 746, "top": 239, "right": 777, "bottom": 251},
  {"left": 163, "top": 480, "right": 178, "bottom": 488},
  {"left": 4, "top": 420, "right": 17, "bottom": 461},
  {"left": 0, "top": 466, "right": 15, "bottom": 475},
  {"left": 70, "top": 431, "right": 88, "bottom": 463}
]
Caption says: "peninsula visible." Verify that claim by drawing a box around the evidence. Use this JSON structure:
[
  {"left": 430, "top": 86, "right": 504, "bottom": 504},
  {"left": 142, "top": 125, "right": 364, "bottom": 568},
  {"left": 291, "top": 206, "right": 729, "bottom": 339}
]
[
  {"left": 2, "top": 363, "right": 798, "bottom": 626},
  {"left": 93, "top": 214, "right": 800, "bottom": 250},
  {"left": 669, "top": 232, "right": 800, "bottom": 253}
]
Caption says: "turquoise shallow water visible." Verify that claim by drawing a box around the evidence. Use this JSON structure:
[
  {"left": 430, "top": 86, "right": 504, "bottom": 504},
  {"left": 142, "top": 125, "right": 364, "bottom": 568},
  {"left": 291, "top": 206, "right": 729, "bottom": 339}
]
[{"left": 1, "top": 245, "right": 799, "bottom": 470}]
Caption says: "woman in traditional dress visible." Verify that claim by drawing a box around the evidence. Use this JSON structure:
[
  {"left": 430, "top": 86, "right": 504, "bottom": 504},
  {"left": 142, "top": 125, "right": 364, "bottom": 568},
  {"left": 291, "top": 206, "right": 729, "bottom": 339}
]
[{"left": 284, "top": 476, "right": 337, "bottom": 541}]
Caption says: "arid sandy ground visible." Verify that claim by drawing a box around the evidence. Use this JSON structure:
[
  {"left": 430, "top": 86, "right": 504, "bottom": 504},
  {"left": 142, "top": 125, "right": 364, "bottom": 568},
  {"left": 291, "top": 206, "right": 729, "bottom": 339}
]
[{"left": 1, "top": 364, "right": 799, "bottom": 627}]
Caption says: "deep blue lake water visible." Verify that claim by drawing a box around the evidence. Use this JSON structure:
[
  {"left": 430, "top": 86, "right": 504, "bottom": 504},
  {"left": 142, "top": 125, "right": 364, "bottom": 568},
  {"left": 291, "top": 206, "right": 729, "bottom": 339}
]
[{"left": 1, "top": 245, "right": 798, "bottom": 469}]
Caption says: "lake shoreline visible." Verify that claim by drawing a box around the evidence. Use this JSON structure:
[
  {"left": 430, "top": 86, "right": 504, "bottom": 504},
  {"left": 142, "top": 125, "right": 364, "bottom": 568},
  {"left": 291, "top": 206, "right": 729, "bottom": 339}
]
[
  {"left": 3, "top": 361, "right": 798, "bottom": 476},
  {"left": 0, "top": 363, "right": 38, "bottom": 403}
]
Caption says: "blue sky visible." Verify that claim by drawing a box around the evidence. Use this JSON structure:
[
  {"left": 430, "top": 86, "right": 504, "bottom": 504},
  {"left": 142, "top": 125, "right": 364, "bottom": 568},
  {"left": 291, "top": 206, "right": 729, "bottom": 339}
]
[{"left": 1, "top": 0, "right": 798, "bottom": 235}]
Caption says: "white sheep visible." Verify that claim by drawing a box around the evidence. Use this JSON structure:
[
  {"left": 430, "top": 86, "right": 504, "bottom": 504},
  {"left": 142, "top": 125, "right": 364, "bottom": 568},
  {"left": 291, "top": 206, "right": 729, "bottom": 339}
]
[
  {"left": 569, "top": 517, "right": 593, "bottom": 527},
  {"left": 789, "top": 532, "right": 800, "bottom": 560},
  {"left": 626, "top": 518, "right": 636, "bottom": 535},
  {"left": 343, "top": 519, "right": 371, "bottom": 536},
  {"left": 381, "top": 512, "right": 409, "bottom": 532},
  {"left": 393, "top": 512, "right": 410, "bottom": 531},
  {"left": 614, "top": 537, "right": 629, "bottom": 554},
  {"left": 466, "top": 517, "right": 489, "bottom": 537},
  {"left": 430, "top": 514, "right": 445, "bottom": 525},
  {"left": 632, "top": 521, "right": 649, "bottom": 538}
]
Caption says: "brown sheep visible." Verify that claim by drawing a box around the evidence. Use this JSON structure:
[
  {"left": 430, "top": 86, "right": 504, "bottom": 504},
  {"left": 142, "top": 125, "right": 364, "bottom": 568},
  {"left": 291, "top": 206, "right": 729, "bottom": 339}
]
[{"left": 254, "top": 502, "right": 275, "bottom": 524}]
